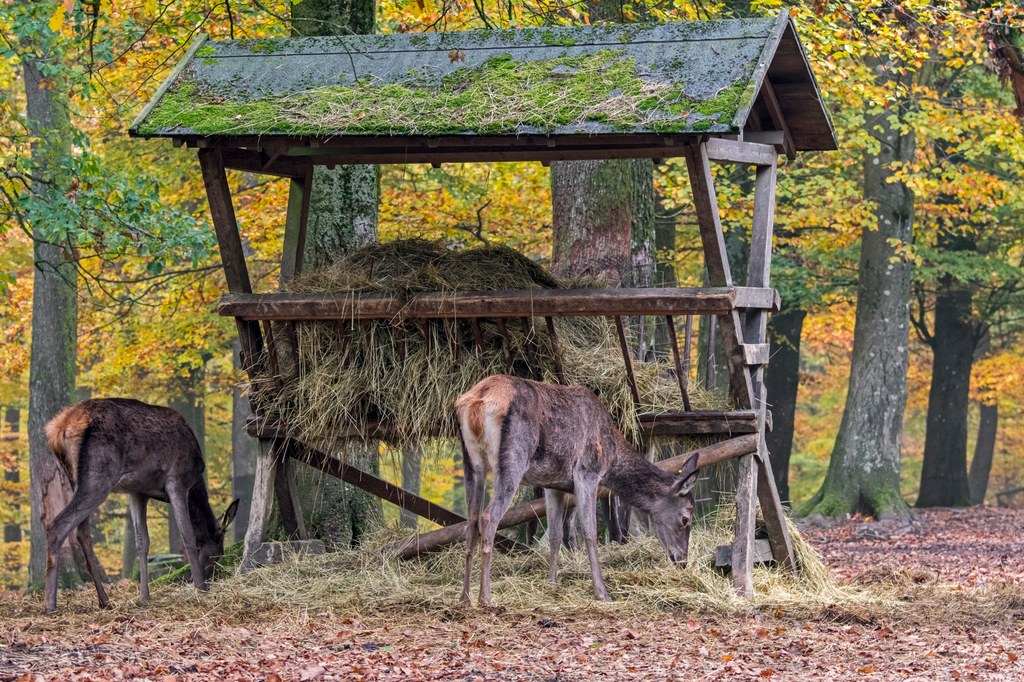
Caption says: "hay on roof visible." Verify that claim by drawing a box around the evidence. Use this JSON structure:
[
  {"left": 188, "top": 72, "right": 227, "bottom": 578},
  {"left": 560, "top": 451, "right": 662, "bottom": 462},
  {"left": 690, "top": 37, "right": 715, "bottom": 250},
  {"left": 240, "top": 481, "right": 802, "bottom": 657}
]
[{"left": 250, "top": 240, "right": 729, "bottom": 452}]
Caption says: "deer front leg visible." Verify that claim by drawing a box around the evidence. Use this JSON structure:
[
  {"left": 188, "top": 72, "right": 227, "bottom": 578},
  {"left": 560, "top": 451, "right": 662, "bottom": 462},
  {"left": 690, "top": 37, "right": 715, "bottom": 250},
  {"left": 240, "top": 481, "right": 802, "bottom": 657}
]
[
  {"left": 460, "top": 459, "right": 485, "bottom": 605},
  {"left": 575, "top": 479, "right": 611, "bottom": 602},
  {"left": 166, "top": 482, "right": 206, "bottom": 591},
  {"left": 128, "top": 494, "right": 150, "bottom": 601},
  {"left": 544, "top": 489, "right": 568, "bottom": 585}
]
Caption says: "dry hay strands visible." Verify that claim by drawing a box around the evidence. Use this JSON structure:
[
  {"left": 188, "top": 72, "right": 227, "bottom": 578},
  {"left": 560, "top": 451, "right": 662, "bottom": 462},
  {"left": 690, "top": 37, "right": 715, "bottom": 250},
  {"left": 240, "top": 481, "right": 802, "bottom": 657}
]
[{"left": 253, "top": 239, "right": 729, "bottom": 451}]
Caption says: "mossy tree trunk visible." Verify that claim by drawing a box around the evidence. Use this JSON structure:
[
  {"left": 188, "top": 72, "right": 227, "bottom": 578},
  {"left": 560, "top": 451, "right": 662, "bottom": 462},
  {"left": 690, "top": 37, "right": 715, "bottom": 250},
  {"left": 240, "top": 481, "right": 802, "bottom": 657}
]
[
  {"left": 24, "top": 54, "right": 87, "bottom": 590},
  {"left": 803, "top": 62, "right": 914, "bottom": 520},
  {"left": 289, "top": 0, "right": 383, "bottom": 546}
]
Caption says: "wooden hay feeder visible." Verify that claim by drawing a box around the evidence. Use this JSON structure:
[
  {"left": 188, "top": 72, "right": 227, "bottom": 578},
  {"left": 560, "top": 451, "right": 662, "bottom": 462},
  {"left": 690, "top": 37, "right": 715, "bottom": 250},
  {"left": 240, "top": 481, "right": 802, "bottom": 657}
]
[{"left": 130, "top": 11, "right": 836, "bottom": 595}]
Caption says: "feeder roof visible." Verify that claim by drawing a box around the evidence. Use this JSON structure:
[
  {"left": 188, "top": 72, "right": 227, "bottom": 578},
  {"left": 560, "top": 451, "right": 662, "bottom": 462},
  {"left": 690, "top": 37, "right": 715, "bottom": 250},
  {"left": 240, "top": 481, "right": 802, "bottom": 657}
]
[{"left": 129, "top": 11, "right": 836, "bottom": 161}]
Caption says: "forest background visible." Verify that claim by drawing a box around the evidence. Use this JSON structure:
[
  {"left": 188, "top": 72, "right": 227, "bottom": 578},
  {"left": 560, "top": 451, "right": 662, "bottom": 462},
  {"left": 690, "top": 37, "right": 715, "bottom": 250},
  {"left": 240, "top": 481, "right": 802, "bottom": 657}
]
[{"left": 1, "top": 0, "right": 1023, "bottom": 590}]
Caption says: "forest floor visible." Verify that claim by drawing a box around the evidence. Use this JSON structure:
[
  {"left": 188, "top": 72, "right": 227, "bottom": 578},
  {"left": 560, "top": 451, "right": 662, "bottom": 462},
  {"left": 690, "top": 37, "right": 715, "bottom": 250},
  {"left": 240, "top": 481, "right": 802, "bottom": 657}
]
[{"left": 2, "top": 506, "right": 1023, "bottom": 681}]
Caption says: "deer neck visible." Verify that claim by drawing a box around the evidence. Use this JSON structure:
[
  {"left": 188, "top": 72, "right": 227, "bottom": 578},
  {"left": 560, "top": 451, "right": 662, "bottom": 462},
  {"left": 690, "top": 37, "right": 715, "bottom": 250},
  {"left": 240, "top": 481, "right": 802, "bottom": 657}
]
[
  {"left": 601, "top": 437, "right": 675, "bottom": 514},
  {"left": 187, "top": 482, "right": 219, "bottom": 550}
]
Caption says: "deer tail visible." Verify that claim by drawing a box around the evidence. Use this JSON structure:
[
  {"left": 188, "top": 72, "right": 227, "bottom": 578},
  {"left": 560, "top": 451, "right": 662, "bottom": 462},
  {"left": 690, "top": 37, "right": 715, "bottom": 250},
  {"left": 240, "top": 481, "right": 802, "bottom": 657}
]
[
  {"left": 455, "top": 396, "right": 487, "bottom": 441},
  {"left": 44, "top": 404, "right": 89, "bottom": 486}
]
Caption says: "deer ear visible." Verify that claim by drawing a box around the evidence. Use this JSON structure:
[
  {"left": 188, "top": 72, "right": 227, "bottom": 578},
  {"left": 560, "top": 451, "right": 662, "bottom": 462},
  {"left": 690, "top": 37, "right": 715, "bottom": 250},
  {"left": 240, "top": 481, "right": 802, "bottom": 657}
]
[
  {"left": 220, "top": 498, "right": 240, "bottom": 533},
  {"left": 671, "top": 455, "right": 700, "bottom": 496}
]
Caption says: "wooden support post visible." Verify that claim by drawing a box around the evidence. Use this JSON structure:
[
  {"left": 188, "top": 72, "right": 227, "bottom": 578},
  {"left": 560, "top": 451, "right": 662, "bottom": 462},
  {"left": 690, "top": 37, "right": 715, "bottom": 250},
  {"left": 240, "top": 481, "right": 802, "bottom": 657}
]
[
  {"left": 199, "top": 146, "right": 272, "bottom": 571},
  {"left": 682, "top": 142, "right": 755, "bottom": 407},
  {"left": 240, "top": 438, "right": 280, "bottom": 573},
  {"left": 746, "top": 159, "right": 795, "bottom": 568},
  {"left": 614, "top": 316, "right": 641, "bottom": 406},
  {"left": 273, "top": 447, "right": 309, "bottom": 541},
  {"left": 545, "top": 317, "right": 566, "bottom": 384},
  {"left": 280, "top": 169, "right": 312, "bottom": 284},
  {"left": 496, "top": 317, "right": 513, "bottom": 373},
  {"left": 665, "top": 315, "right": 692, "bottom": 411}
]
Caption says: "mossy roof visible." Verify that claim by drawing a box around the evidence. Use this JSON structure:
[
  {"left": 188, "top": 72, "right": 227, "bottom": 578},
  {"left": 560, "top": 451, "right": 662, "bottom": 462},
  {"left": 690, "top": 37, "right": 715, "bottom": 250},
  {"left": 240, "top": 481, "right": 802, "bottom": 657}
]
[{"left": 129, "top": 12, "right": 836, "bottom": 153}]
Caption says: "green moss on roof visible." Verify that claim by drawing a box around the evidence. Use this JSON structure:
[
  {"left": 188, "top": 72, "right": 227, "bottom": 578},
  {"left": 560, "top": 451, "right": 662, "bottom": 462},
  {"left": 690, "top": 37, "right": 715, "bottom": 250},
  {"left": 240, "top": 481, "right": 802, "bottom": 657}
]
[{"left": 138, "top": 50, "right": 743, "bottom": 137}]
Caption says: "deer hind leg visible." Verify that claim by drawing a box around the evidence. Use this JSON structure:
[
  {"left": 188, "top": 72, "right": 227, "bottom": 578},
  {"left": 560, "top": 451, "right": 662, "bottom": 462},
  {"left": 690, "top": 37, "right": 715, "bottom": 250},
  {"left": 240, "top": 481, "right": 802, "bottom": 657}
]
[
  {"left": 574, "top": 477, "right": 611, "bottom": 601},
  {"left": 166, "top": 482, "right": 206, "bottom": 591},
  {"left": 479, "top": 454, "right": 528, "bottom": 607},
  {"left": 460, "top": 455, "right": 485, "bottom": 605},
  {"left": 544, "top": 489, "right": 569, "bottom": 585},
  {"left": 44, "top": 484, "right": 110, "bottom": 613},
  {"left": 75, "top": 520, "right": 109, "bottom": 609},
  {"left": 127, "top": 493, "right": 150, "bottom": 601}
]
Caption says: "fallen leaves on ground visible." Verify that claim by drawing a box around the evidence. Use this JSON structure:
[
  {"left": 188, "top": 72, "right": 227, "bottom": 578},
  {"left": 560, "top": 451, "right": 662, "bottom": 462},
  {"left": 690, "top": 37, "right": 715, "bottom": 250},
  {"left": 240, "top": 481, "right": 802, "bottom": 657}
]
[{"left": 2, "top": 507, "right": 1023, "bottom": 681}]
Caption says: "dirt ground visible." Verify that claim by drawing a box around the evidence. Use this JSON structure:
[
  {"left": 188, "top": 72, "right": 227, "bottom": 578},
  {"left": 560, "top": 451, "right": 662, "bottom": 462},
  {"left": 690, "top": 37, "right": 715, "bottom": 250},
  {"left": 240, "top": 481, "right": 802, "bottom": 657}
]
[{"left": 2, "top": 507, "right": 1023, "bottom": 681}]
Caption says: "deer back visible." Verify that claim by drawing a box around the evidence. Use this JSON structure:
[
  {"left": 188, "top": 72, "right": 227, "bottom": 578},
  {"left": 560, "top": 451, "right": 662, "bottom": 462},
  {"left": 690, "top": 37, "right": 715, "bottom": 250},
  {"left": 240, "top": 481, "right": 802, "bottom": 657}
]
[
  {"left": 45, "top": 399, "right": 206, "bottom": 500},
  {"left": 456, "top": 376, "right": 621, "bottom": 489}
]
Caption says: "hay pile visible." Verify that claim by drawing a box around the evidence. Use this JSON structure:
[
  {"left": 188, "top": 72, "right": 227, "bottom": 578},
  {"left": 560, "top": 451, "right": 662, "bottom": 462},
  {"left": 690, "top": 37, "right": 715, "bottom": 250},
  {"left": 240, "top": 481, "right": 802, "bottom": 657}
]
[
  {"left": 193, "top": 509, "right": 873, "bottom": 619},
  {"left": 253, "top": 240, "right": 728, "bottom": 449}
]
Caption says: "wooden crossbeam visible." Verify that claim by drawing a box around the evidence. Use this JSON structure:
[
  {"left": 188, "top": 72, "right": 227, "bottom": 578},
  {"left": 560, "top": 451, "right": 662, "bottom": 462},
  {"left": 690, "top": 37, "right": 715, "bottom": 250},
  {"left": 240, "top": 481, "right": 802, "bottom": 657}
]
[
  {"left": 247, "top": 411, "right": 769, "bottom": 442},
  {"left": 218, "top": 286, "right": 779, "bottom": 321}
]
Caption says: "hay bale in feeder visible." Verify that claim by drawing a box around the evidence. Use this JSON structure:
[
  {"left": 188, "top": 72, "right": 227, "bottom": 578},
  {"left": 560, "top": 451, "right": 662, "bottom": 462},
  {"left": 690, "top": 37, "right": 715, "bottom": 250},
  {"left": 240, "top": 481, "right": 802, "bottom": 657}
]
[{"left": 251, "top": 240, "right": 730, "bottom": 451}]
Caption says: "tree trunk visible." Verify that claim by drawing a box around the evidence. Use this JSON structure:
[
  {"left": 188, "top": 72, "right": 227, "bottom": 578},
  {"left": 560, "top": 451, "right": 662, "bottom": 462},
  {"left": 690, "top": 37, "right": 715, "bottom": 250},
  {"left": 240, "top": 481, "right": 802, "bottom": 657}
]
[
  {"left": 916, "top": 241, "right": 975, "bottom": 507},
  {"left": 764, "top": 308, "right": 806, "bottom": 505},
  {"left": 969, "top": 403, "right": 998, "bottom": 505},
  {"left": 803, "top": 67, "right": 914, "bottom": 520},
  {"left": 288, "top": 0, "right": 383, "bottom": 544},
  {"left": 231, "top": 341, "right": 255, "bottom": 543},
  {"left": 167, "top": 366, "right": 206, "bottom": 554},
  {"left": 551, "top": 159, "right": 634, "bottom": 283},
  {"left": 24, "top": 54, "right": 86, "bottom": 589},
  {"left": 4, "top": 408, "right": 22, "bottom": 545}
]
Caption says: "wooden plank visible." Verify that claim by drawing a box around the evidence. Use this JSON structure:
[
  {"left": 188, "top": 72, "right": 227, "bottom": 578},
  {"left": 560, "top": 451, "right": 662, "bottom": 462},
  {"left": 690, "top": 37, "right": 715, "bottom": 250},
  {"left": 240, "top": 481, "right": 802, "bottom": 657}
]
[
  {"left": 248, "top": 411, "right": 766, "bottom": 441},
  {"left": 390, "top": 433, "right": 760, "bottom": 559},
  {"left": 637, "top": 411, "right": 759, "bottom": 436},
  {"left": 705, "top": 138, "right": 777, "bottom": 166},
  {"left": 218, "top": 287, "right": 778, "bottom": 321},
  {"left": 734, "top": 286, "right": 781, "bottom": 312},
  {"left": 741, "top": 343, "right": 771, "bottom": 366}
]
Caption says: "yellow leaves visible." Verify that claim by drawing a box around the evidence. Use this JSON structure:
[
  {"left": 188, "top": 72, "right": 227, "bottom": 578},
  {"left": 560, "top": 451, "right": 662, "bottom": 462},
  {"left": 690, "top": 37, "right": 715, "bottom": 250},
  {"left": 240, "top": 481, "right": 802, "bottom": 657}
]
[{"left": 48, "top": 3, "right": 65, "bottom": 33}]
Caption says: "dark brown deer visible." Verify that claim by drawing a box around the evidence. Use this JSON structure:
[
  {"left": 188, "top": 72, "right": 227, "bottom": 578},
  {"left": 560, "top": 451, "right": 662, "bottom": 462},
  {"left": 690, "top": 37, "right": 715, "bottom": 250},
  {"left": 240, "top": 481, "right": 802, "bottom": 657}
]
[
  {"left": 43, "top": 398, "right": 238, "bottom": 613},
  {"left": 455, "top": 375, "right": 699, "bottom": 606}
]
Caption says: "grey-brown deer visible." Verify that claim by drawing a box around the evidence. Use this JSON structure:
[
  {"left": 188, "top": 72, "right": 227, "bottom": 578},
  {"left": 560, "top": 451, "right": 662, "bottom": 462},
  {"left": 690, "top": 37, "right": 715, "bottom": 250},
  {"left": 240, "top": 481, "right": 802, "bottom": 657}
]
[
  {"left": 43, "top": 398, "right": 238, "bottom": 613},
  {"left": 455, "top": 375, "right": 699, "bottom": 606}
]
